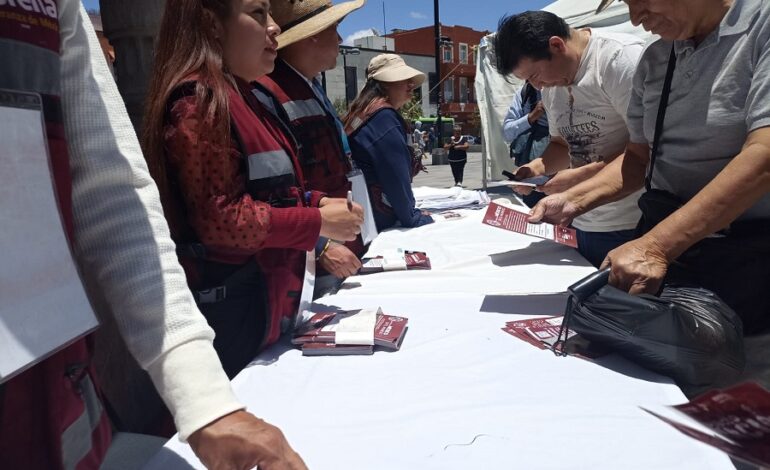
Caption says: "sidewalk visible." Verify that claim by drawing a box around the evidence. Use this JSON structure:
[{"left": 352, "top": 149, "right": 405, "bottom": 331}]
[
  {"left": 412, "top": 151, "right": 485, "bottom": 190},
  {"left": 412, "top": 151, "right": 518, "bottom": 201}
]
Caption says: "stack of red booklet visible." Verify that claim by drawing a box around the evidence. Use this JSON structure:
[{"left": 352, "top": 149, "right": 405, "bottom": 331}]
[
  {"left": 642, "top": 382, "right": 770, "bottom": 467},
  {"left": 293, "top": 309, "right": 409, "bottom": 356},
  {"left": 359, "top": 251, "right": 431, "bottom": 274},
  {"left": 501, "top": 316, "right": 606, "bottom": 358},
  {"left": 502, "top": 316, "right": 573, "bottom": 351}
]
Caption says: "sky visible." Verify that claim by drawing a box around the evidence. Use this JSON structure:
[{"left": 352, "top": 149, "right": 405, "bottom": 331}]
[{"left": 81, "top": 0, "right": 552, "bottom": 44}]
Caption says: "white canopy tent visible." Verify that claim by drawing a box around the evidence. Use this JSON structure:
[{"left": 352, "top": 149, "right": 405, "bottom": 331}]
[{"left": 475, "top": 0, "right": 651, "bottom": 187}]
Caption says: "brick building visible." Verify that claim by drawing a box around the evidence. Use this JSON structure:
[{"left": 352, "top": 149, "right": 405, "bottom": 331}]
[{"left": 387, "top": 24, "right": 489, "bottom": 134}]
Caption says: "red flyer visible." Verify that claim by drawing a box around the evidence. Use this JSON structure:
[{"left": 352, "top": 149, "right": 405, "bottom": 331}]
[
  {"left": 482, "top": 202, "right": 578, "bottom": 248},
  {"left": 643, "top": 382, "right": 770, "bottom": 467}
]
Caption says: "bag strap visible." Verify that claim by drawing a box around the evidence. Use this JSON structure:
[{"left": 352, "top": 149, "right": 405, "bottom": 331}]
[{"left": 646, "top": 45, "right": 677, "bottom": 191}]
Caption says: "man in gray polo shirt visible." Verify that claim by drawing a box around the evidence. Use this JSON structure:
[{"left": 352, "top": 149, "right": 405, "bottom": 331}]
[{"left": 530, "top": 0, "right": 770, "bottom": 333}]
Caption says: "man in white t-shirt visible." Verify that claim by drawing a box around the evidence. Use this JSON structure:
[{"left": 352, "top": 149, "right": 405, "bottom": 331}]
[{"left": 493, "top": 10, "right": 644, "bottom": 267}]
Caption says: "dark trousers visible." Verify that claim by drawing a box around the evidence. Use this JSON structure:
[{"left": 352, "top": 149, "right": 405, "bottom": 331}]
[
  {"left": 575, "top": 228, "right": 637, "bottom": 269},
  {"left": 449, "top": 159, "right": 466, "bottom": 184},
  {"left": 636, "top": 189, "right": 770, "bottom": 335},
  {"left": 196, "top": 260, "right": 268, "bottom": 378},
  {"left": 665, "top": 235, "right": 770, "bottom": 335}
]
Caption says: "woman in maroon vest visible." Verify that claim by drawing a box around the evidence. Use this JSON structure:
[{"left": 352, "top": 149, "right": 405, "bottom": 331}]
[{"left": 142, "top": 0, "right": 363, "bottom": 378}]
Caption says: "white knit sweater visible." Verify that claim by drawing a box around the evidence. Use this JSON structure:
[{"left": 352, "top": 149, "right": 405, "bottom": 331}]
[{"left": 60, "top": 0, "right": 244, "bottom": 440}]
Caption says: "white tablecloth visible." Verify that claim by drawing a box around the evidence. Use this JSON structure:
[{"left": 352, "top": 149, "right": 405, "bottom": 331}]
[{"left": 144, "top": 207, "right": 734, "bottom": 470}]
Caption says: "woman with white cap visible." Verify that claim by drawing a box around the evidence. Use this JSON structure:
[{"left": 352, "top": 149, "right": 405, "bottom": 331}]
[{"left": 343, "top": 53, "right": 435, "bottom": 231}]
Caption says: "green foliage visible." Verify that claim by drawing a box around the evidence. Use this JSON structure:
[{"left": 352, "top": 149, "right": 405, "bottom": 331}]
[
  {"left": 399, "top": 95, "right": 423, "bottom": 123},
  {"left": 332, "top": 98, "right": 348, "bottom": 117}
]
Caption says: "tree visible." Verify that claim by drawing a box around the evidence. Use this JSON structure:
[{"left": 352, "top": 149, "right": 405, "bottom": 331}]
[
  {"left": 332, "top": 98, "right": 348, "bottom": 118},
  {"left": 399, "top": 95, "right": 423, "bottom": 123}
]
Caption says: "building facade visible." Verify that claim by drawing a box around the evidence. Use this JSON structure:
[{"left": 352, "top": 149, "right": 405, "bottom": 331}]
[
  {"left": 387, "top": 24, "right": 489, "bottom": 134},
  {"left": 324, "top": 43, "right": 436, "bottom": 120}
]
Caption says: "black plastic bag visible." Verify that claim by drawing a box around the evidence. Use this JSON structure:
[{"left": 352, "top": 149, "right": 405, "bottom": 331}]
[{"left": 561, "top": 269, "right": 746, "bottom": 388}]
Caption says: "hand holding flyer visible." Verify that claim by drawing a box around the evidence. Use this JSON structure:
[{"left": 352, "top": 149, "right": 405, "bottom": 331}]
[{"left": 482, "top": 202, "right": 578, "bottom": 248}]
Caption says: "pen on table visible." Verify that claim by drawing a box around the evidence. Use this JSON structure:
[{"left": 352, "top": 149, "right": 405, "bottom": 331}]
[{"left": 346, "top": 190, "right": 353, "bottom": 211}]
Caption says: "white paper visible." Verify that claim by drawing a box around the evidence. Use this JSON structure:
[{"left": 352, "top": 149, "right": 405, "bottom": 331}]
[
  {"left": 381, "top": 256, "right": 408, "bottom": 271},
  {"left": 524, "top": 222, "right": 555, "bottom": 239},
  {"left": 316, "top": 308, "right": 380, "bottom": 345},
  {"left": 0, "top": 91, "right": 99, "bottom": 383},
  {"left": 348, "top": 169, "right": 378, "bottom": 245},
  {"left": 294, "top": 251, "right": 316, "bottom": 329},
  {"left": 413, "top": 186, "right": 491, "bottom": 211},
  {"left": 486, "top": 180, "right": 537, "bottom": 189}
]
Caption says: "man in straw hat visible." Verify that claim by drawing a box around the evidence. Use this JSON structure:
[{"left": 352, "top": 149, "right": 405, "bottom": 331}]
[
  {"left": 258, "top": 0, "right": 367, "bottom": 288},
  {"left": 492, "top": 10, "right": 644, "bottom": 268},
  {"left": 530, "top": 0, "right": 770, "bottom": 335}
]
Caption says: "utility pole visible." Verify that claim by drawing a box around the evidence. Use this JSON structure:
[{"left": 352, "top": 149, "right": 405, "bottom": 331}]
[
  {"left": 433, "top": 0, "right": 443, "bottom": 149},
  {"left": 339, "top": 47, "right": 360, "bottom": 108}
]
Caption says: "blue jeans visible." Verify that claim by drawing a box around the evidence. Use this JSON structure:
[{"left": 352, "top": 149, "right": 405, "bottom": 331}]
[{"left": 575, "top": 228, "right": 637, "bottom": 268}]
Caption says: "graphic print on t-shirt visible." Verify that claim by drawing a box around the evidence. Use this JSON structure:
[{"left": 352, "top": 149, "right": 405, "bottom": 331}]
[{"left": 556, "top": 86, "right": 607, "bottom": 168}]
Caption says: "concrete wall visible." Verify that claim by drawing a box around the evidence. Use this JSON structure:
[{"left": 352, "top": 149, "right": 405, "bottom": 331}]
[{"left": 325, "top": 48, "right": 435, "bottom": 117}]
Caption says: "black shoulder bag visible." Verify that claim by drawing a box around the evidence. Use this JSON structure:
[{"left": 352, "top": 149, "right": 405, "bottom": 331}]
[{"left": 635, "top": 46, "right": 683, "bottom": 235}]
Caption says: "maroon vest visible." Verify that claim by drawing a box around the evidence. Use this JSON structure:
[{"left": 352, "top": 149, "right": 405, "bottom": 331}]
[
  {"left": 258, "top": 59, "right": 352, "bottom": 197},
  {"left": 169, "top": 79, "right": 312, "bottom": 348},
  {"left": 0, "top": 2, "right": 111, "bottom": 468}
]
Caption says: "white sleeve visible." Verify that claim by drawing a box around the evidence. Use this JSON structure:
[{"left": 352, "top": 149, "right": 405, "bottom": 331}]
[
  {"left": 541, "top": 87, "right": 560, "bottom": 138},
  {"left": 58, "top": 0, "right": 243, "bottom": 440},
  {"left": 602, "top": 42, "right": 644, "bottom": 127}
]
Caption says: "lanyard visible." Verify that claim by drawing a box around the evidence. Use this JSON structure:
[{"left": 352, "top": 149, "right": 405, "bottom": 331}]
[{"left": 311, "top": 79, "right": 353, "bottom": 164}]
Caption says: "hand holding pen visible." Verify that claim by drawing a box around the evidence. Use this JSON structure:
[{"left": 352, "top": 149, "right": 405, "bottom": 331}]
[{"left": 318, "top": 192, "right": 364, "bottom": 241}]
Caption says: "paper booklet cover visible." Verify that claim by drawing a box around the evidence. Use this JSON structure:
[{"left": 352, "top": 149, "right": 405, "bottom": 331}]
[
  {"left": 502, "top": 316, "right": 606, "bottom": 358},
  {"left": 360, "top": 251, "right": 431, "bottom": 274},
  {"left": 294, "top": 309, "right": 408, "bottom": 351},
  {"left": 642, "top": 382, "right": 770, "bottom": 467},
  {"left": 482, "top": 202, "right": 578, "bottom": 248},
  {"left": 302, "top": 342, "right": 374, "bottom": 356}
]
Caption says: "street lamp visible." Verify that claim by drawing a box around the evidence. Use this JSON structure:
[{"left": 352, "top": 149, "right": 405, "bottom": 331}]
[{"left": 339, "top": 47, "right": 360, "bottom": 108}]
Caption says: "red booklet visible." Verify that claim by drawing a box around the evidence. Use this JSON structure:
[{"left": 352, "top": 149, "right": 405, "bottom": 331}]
[
  {"left": 502, "top": 316, "right": 570, "bottom": 351},
  {"left": 373, "top": 313, "right": 409, "bottom": 350},
  {"left": 482, "top": 202, "right": 578, "bottom": 248},
  {"left": 642, "top": 382, "right": 770, "bottom": 467},
  {"left": 293, "top": 311, "right": 408, "bottom": 351},
  {"left": 301, "top": 342, "right": 374, "bottom": 356},
  {"left": 359, "top": 251, "right": 431, "bottom": 274},
  {"left": 502, "top": 316, "right": 606, "bottom": 358}
]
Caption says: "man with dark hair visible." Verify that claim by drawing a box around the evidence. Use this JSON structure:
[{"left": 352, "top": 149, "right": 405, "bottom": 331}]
[
  {"left": 494, "top": 10, "right": 571, "bottom": 75},
  {"left": 493, "top": 10, "right": 644, "bottom": 267},
  {"left": 530, "top": 0, "right": 770, "bottom": 334}
]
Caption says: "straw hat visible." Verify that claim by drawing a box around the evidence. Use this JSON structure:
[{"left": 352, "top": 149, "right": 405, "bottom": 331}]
[
  {"left": 272, "top": 0, "right": 365, "bottom": 49},
  {"left": 595, "top": 0, "right": 616, "bottom": 14},
  {"left": 366, "top": 54, "right": 426, "bottom": 86}
]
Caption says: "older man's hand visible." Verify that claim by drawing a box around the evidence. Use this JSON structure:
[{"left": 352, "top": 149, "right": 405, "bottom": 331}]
[
  {"left": 188, "top": 411, "right": 308, "bottom": 470},
  {"left": 539, "top": 168, "right": 588, "bottom": 195},
  {"left": 600, "top": 236, "right": 670, "bottom": 296},
  {"left": 527, "top": 192, "right": 582, "bottom": 227}
]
